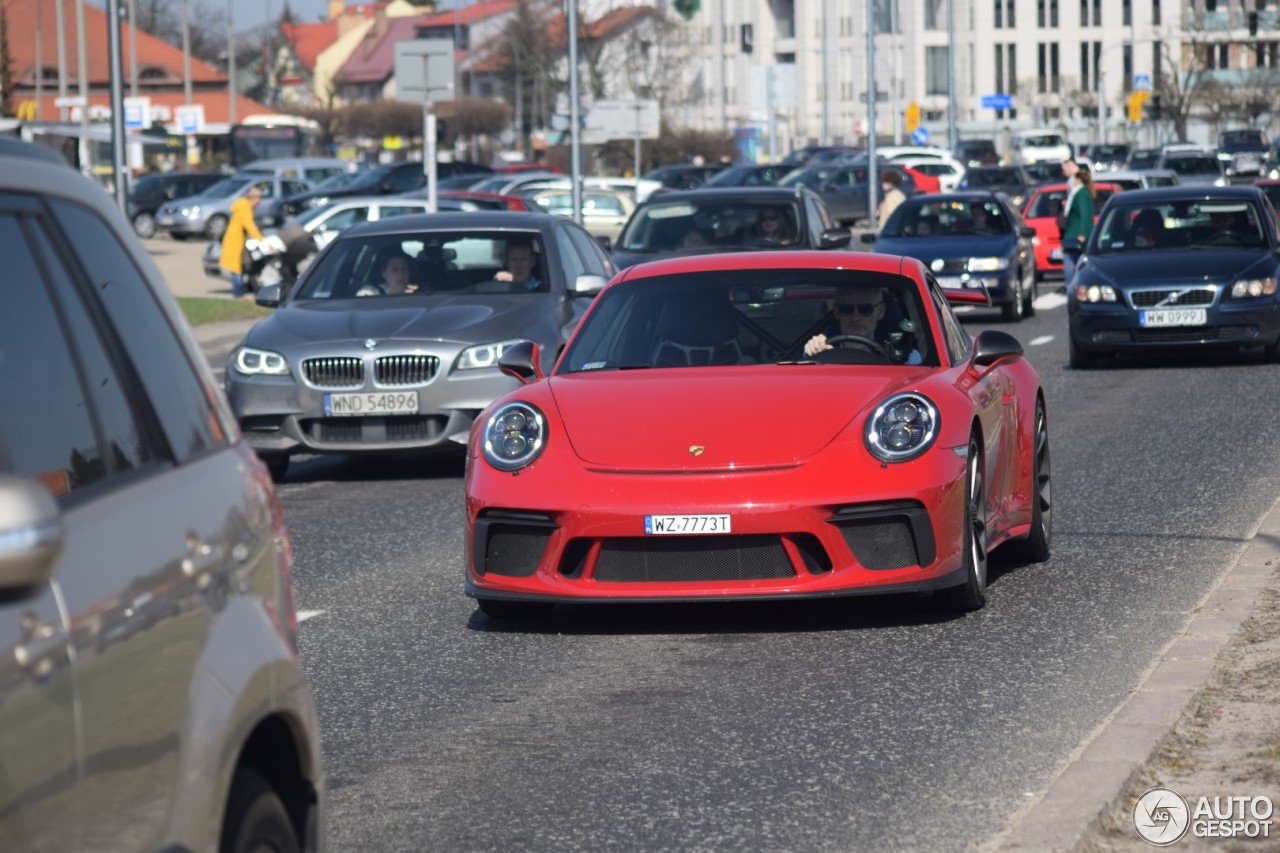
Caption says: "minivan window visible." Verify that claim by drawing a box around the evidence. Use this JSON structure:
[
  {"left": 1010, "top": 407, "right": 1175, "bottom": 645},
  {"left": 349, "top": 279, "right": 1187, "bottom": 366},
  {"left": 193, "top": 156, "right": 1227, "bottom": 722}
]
[{"left": 50, "top": 200, "right": 228, "bottom": 461}]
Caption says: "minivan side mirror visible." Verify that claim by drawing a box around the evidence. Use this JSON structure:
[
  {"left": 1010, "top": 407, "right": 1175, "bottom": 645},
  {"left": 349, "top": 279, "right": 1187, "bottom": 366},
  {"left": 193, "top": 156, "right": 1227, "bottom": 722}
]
[{"left": 0, "top": 476, "right": 65, "bottom": 594}]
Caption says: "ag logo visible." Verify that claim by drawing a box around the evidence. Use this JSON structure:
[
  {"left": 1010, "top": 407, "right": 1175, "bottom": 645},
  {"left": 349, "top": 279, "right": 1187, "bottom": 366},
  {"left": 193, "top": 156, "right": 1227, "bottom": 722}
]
[
  {"left": 689, "top": 445, "right": 705, "bottom": 457},
  {"left": 1133, "top": 787, "right": 1190, "bottom": 846}
]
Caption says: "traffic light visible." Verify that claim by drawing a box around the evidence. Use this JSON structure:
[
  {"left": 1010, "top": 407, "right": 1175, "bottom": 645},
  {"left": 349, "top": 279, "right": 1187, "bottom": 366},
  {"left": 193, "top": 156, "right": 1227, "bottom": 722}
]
[
  {"left": 1149, "top": 95, "right": 1162, "bottom": 121},
  {"left": 1249, "top": 11, "right": 1259, "bottom": 36}
]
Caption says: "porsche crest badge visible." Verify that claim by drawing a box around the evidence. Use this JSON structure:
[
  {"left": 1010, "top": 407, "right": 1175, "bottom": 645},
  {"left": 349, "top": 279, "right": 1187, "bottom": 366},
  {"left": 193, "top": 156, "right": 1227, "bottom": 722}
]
[{"left": 689, "top": 445, "right": 705, "bottom": 456}]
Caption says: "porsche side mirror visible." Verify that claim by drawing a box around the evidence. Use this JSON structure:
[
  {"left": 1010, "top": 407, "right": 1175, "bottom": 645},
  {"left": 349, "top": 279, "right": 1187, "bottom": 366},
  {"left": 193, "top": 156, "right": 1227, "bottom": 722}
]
[
  {"left": 255, "top": 284, "right": 283, "bottom": 308},
  {"left": 572, "top": 274, "right": 608, "bottom": 296},
  {"left": 819, "top": 227, "right": 852, "bottom": 249},
  {"left": 971, "top": 329, "right": 1024, "bottom": 367},
  {"left": 859, "top": 232, "right": 878, "bottom": 244},
  {"left": 498, "top": 341, "right": 543, "bottom": 384},
  {"left": 0, "top": 476, "right": 64, "bottom": 594}
]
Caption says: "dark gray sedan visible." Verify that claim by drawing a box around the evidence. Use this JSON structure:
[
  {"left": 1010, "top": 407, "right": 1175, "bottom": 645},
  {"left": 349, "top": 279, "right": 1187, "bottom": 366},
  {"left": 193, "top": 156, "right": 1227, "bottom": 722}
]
[{"left": 227, "top": 212, "right": 615, "bottom": 478}]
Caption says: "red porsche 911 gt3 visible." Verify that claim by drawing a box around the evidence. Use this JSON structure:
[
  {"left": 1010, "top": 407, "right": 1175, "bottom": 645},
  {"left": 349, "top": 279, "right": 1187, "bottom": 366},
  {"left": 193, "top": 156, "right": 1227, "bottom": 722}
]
[{"left": 464, "top": 251, "right": 1051, "bottom": 618}]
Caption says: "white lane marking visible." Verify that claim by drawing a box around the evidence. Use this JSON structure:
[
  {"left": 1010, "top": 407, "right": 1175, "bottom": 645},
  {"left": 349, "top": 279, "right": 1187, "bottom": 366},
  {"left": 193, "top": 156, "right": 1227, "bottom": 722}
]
[
  {"left": 1029, "top": 335, "right": 1054, "bottom": 346},
  {"left": 1033, "top": 291, "right": 1068, "bottom": 310},
  {"left": 297, "top": 610, "right": 326, "bottom": 624}
]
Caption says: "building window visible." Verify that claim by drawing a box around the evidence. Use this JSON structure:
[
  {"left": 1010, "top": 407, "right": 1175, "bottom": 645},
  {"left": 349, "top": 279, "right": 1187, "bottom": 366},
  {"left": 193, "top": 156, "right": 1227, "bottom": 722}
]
[
  {"left": 1051, "top": 43, "right": 1060, "bottom": 92},
  {"left": 1123, "top": 0, "right": 1132, "bottom": 25},
  {"left": 926, "top": 46, "right": 950, "bottom": 95},
  {"left": 925, "top": 0, "right": 944, "bottom": 29},
  {"left": 1092, "top": 0, "right": 1102, "bottom": 25},
  {"left": 1122, "top": 43, "right": 1132, "bottom": 91},
  {"left": 1080, "top": 0, "right": 1088, "bottom": 25},
  {"left": 1153, "top": 41, "right": 1163, "bottom": 88},
  {"left": 1080, "top": 42, "right": 1091, "bottom": 89},
  {"left": 1152, "top": 0, "right": 1161, "bottom": 26},
  {"left": 1039, "top": 43, "right": 1047, "bottom": 92},
  {"left": 995, "top": 0, "right": 1003, "bottom": 28},
  {"left": 1007, "top": 0, "right": 1016, "bottom": 26},
  {"left": 1038, "top": 0, "right": 1046, "bottom": 26},
  {"left": 1050, "top": 0, "right": 1059, "bottom": 26}
]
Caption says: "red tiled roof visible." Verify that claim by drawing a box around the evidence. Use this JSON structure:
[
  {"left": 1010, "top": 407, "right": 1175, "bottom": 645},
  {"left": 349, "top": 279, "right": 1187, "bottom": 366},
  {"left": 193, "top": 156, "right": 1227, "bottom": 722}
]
[
  {"left": 281, "top": 21, "right": 339, "bottom": 72},
  {"left": 333, "top": 15, "right": 425, "bottom": 85},
  {"left": 415, "top": 0, "right": 513, "bottom": 29},
  {"left": 1, "top": 0, "right": 226, "bottom": 85}
]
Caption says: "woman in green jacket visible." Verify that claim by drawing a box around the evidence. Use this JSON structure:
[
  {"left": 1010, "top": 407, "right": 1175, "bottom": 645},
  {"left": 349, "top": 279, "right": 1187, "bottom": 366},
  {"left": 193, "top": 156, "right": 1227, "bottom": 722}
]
[{"left": 1061, "top": 163, "right": 1096, "bottom": 285}]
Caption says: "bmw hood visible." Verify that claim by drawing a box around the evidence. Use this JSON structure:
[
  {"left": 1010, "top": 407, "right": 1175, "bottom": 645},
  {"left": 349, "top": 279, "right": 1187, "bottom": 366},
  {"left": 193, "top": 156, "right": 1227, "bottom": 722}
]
[
  {"left": 874, "top": 234, "right": 1013, "bottom": 262},
  {"left": 1080, "top": 250, "right": 1276, "bottom": 287},
  {"left": 245, "top": 295, "right": 553, "bottom": 348},
  {"left": 546, "top": 368, "right": 929, "bottom": 469}
]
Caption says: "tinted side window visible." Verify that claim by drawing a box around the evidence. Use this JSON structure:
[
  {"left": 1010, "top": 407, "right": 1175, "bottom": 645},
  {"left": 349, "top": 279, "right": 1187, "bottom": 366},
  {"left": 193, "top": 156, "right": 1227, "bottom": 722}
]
[
  {"left": 555, "top": 226, "right": 589, "bottom": 285},
  {"left": 928, "top": 279, "right": 971, "bottom": 364},
  {"left": 49, "top": 200, "right": 226, "bottom": 462},
  {"left": 0, "top": 212, "right": 107, "bottom": 499},
  {"left": 566, "top": 225, "right": 611, "bottom": 277},
  {"left": 388, "top": 167, "right": 425, "bottom": 193}
]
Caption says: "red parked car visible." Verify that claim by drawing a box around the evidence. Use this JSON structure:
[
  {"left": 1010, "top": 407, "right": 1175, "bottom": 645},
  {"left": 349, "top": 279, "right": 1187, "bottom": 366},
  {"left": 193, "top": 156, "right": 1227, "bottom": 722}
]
[
  {"left": 465, "top": 251, "right": 1051, "bottom": 619},
  {"left": 1022, "top": 182, "right": 1120, "bottom": 280},
  {"left": 899, "top": 164, "right": 942, "bottom": 194}
]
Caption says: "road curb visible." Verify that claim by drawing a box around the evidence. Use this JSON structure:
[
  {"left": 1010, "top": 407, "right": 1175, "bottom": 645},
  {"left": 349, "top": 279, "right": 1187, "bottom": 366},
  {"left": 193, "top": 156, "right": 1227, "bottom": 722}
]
[{"left": 990, "top": 494, "right": 1280, "bottom": 852}]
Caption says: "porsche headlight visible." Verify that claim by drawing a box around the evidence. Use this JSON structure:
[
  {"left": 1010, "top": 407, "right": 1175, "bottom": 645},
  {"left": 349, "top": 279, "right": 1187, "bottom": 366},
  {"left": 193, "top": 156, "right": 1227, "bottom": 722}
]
[
  {"left": 1074, "top": 284, "right": 1117, "bottom": 303},
  {"left": 457, "top": 339, "right": 526, "bottom": 370},
  {"left": 233, "top": 346, "right": 290, "bottom": 376},
  {"left": 865, "top": 393, "right": 940, "bottom": 463},
  {"left": 967, "top": 256, "right": 1010, "bottom": 272},
  {"left": 482, "top": 402, "right": 546, "bottom": 471},
  {"left": 1229, "top": 277, "right": 1277, "bottom": 298}
]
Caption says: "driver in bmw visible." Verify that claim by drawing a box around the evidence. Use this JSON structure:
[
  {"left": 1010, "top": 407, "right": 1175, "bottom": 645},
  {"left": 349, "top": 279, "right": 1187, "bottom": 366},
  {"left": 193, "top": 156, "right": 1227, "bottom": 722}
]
[{"left": 803, "top": 283, "right": 923, "bottom": 364}]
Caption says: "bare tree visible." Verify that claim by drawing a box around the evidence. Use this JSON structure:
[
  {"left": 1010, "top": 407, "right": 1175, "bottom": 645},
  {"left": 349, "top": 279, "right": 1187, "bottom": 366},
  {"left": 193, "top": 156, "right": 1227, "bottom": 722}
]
[
  {"left": 133, "top": 0, "right": 227, "bottom": 65},
  {"left": 0, "top": 4, "right": 13, "bottom": 117}
]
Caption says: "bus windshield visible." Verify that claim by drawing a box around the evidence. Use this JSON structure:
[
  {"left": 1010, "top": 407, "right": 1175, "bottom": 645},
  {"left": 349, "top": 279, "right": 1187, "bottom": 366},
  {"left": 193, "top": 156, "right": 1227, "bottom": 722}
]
[{"left": 229, "top": 118, "right": 324, "bottom": 168}]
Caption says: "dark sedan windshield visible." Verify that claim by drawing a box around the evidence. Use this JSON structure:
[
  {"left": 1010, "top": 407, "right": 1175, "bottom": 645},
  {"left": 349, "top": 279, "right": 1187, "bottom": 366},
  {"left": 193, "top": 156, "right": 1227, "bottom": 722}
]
[
  {"left": 617, "top": 199, "right": 804, "bottom": 252},
  {"left": 881, "top": 198, "right": 1011, "bottom": 238},
  {"left": 1091, "top": 200, "right": 1269, "bottom": 254},
  {"left": 294, "top": 230, "right": 548, "bottom": 299},
  {"left": 964, "top": 168, "right": 1026, "bottom": 188},
  {"left": 1164, "top": 156, "right": 1221, "bottom": 177}
]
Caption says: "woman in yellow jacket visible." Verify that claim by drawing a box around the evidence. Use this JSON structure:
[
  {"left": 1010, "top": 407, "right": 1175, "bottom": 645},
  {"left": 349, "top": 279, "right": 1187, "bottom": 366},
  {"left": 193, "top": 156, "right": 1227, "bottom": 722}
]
[{"left": 219, "top": 187, "right": 265, "bottom": 300}]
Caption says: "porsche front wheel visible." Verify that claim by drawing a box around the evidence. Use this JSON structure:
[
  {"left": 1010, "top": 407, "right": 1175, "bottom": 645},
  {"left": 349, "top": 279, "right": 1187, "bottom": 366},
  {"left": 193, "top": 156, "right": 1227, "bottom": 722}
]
[{"left": 940, "top": 438, "right": 988, "bottom": 612}]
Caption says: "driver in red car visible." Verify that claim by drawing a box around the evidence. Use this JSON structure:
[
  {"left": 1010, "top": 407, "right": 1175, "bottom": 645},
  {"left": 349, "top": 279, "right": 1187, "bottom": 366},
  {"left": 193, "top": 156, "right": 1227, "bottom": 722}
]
[{"left": 802, "top": 283, "right": 923, "bottom": 364}]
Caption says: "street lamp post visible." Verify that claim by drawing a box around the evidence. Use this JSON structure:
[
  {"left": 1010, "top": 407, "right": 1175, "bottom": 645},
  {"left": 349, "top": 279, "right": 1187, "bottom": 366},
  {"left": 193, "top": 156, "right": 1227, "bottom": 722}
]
[{"left": 866, "top": 0, "right": 877, "bottom": 222}]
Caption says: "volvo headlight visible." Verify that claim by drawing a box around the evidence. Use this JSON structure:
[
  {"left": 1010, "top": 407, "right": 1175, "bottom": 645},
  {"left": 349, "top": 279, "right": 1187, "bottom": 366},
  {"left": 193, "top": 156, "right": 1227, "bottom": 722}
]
[
  {"left": 233, "top": 346, "right": 290, "bottom": 376},
  {"left": 181, "top": 205, "right": 200, "bottom": 216},
  {"left": 482, "top": 402, "right": 546, "bottom": 471},
  {"left": 1074, "top": 284, "right": 1117, "bottom": 303},
  {"left": 306, "top": 196, "right": 330, "bottom": 209},
  {"left": 457, "top": 339, "right": 525, "bottom": 370},
  {"left": 865, "top": 393, "right": 940, "bottom": 463},
  {"left": 967, "top": 256, "right": 1010, "bottom": 272},
  {"left": 1213, "top": 177, "right": 1228, "bottom": 187},
  {"left": 1229, "top": 277, "right": 1277, "bottom": 298}
]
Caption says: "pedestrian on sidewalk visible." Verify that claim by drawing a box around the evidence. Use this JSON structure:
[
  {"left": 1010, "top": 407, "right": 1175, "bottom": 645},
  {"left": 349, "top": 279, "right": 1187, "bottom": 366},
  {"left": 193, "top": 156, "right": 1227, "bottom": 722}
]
[{"left": 219, "top": 187, "right": 264, "bottom": 301}]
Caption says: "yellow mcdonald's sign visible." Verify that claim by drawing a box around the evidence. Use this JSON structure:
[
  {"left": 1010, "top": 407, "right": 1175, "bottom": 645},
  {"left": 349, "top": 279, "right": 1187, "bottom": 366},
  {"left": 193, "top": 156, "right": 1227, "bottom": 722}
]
[{"left": 16, "top": 100, "right": 38, "bottom": 121}]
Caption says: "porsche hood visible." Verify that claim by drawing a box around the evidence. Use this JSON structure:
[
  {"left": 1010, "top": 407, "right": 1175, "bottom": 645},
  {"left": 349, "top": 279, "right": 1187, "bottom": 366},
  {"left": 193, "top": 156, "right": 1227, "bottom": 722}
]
[{"left": 547, "top": 368, "right": 929, "bottom": 469}]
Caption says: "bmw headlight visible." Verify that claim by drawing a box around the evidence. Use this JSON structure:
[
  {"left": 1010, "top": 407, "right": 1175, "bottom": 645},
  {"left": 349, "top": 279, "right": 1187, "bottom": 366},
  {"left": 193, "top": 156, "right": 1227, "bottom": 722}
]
[
  {"left": 233, "top": 346, "right": 290, "bottom": 376},
  {"left": 865, "top": 393, "right": 940, "bottom": 463},
  {"left": 968, "top": 256, "right": 1010, "bottom": 272},
  {"left": 482, "top": 402, "right": 546, "bottom": 471},
  {"left": 457, "top": 339, "right": 526, "bottom": 370},
  {"left": 1229, "top": 277, "right": 1277, "bottom": 298},
  {"left": 1074, "top": 284, "right": 1117, "bottom": 303}
]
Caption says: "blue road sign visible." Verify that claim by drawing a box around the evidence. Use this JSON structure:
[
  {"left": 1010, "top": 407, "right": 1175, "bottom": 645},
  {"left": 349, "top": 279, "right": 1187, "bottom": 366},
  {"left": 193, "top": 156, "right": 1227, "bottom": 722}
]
[
  {"left": 1134, "top": 73, "right": 1152, "bottom": 91},
  {"left": 911, "top": 127, "right": 930, "bottom": 145},
  {"left": 981, "top": 93, "right": 1013, "bottom": 110}
]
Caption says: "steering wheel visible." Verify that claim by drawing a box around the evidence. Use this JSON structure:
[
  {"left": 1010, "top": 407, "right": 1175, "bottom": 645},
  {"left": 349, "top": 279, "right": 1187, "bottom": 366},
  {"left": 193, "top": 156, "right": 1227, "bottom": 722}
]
[
  {"left": 823, "top": 334, "right": 886, "bottom": 354},
  {"left": 1205, "top": 231, "right": 1243, "bottom": 246}
]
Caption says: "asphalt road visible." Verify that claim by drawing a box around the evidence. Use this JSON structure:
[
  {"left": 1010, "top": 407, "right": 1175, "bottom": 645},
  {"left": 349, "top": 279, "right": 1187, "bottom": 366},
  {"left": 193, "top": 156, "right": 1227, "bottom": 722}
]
[{"left": 238, "top": 286, "right": 1280, "bottom": 851}]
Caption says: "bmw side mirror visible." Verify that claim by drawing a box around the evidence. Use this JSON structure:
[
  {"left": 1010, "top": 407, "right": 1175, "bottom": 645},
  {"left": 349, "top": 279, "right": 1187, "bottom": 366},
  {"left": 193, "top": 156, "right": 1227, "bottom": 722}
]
[
  {"left": 971, "top": 329, "right": 1024, "bottom": 367},
  {"left": 859, "top": 232, "right": 878, "bottom": 244},
  {"left": 819, "top": 227, "right": 852, "bottom": 249},
  {"left": 498, "top": 341, "right": 543, "bottom": 384},
  {"left": 572, "top": 274, "right": 608, "bottom": 296},
  {"left": 0, "top": 476, "right": 64, "bottom": 594},
  {"left": 255, "top": 284, "right": 283, "bottom": 308}
]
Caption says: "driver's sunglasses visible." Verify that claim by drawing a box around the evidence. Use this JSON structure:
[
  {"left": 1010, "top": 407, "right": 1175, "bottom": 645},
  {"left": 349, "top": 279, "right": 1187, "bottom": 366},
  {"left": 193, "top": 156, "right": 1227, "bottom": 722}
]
[{"left": 834, "top": 302, "right": 881, "bottom": 317}]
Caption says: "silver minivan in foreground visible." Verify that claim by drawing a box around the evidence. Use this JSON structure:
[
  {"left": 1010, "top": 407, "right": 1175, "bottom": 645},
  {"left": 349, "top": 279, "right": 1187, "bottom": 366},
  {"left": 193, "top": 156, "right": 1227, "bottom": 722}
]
[{"left": 0, "top": 137, "right": 324, "bottom": 852}]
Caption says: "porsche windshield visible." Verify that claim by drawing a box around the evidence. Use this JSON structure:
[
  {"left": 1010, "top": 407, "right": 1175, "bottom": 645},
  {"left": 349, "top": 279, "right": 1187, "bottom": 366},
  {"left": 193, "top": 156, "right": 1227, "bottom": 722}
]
[
  {"left": 558, "top": 269, "right": 939, "bottom": 372},
  {"left": 293, "top": 230, "right": 548, "bottom": 299},
  {"left": 1091, "top": 200, "right": 1268, "bottom": 254},
  {"left": 618, "top": 200, "right": 804, "bottom": 252}
]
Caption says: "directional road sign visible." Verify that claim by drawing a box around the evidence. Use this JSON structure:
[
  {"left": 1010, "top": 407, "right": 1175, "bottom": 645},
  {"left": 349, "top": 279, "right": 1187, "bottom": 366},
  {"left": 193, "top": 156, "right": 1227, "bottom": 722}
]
[{"left": 981, "top": 93, "right": 1013, "bottom": 110}]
